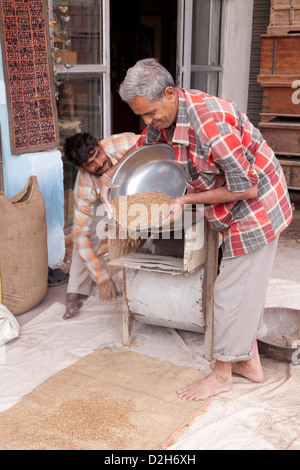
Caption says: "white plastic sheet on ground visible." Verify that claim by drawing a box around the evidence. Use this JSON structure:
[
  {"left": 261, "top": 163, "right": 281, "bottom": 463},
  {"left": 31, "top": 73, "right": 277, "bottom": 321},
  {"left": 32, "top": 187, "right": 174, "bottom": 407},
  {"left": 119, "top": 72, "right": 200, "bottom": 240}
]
[
  {"left": 0, "top": 304, "right": 19, "bottom": 345},
  {"left": 0, "top": 304, "right": 20, "bottom": 367},
  {"left": 0, "top": 278, "right": 299, "bottom": 450},
  {"left": 169, "top": 278, "right": 300, "bottom": 450}
]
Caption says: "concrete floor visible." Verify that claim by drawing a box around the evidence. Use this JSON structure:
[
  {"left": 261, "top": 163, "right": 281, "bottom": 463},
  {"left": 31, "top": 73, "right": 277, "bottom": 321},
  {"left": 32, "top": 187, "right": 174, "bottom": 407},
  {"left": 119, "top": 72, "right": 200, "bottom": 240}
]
[{"left": 16, "top": 190, "right": 300, "bottom": 328}]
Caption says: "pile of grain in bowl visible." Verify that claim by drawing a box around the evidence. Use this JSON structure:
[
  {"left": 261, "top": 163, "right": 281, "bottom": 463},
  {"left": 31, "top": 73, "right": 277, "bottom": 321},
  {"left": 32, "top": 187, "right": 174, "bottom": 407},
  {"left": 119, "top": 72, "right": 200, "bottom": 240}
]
[{"left": 111, "top": 190, "right": 173, "bottom": 230}]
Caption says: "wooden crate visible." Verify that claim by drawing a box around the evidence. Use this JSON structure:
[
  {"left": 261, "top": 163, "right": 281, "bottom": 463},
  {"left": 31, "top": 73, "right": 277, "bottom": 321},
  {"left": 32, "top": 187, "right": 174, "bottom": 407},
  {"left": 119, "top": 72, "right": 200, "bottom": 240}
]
[
  {"left": 260, "top": 84, "right": 300, "bottom": 115},
  {"left": 259, "top": 120, "right": 300, "bottom": 155},
  {"left": 259, "top": 34, "right": 300, "bottom": 77},
  {"left": 279, "top": 158, "right": 300, "bottom": 190},
  {"left": 268, "top": 0, "right": 300, "bottom": 34},
  {"left": 271, "top": 0, "right": 300, "bottom": 5}
]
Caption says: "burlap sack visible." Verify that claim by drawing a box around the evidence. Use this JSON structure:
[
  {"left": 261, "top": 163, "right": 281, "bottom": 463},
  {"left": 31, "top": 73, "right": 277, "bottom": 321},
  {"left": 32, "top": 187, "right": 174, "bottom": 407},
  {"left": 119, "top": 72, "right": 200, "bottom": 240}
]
[{"left": 0, "top": 176, "right": 48, "bottom": 315}]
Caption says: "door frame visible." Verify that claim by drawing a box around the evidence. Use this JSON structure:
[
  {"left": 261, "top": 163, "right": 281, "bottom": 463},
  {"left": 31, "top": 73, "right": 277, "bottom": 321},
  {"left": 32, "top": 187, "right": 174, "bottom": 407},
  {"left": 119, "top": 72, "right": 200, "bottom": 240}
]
[
  {"left": 49, "top": 0, "right": 111, "bottom": 138},
  {"left": 176, "top": 0, "right": 223, "bottom": 91}
]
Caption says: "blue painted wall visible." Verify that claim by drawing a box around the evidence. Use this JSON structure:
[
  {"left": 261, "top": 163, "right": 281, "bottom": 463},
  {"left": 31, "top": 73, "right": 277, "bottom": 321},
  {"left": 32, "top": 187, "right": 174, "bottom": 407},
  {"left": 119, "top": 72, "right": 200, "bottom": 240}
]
[{"left": 0, "top": 43, "right": 65, "bottom": 267}]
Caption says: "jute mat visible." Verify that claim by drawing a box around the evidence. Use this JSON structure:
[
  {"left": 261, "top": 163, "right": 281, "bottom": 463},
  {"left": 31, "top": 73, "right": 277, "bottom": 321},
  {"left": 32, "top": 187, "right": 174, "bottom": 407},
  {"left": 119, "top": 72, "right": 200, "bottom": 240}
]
[{"left": 0, "top": 347, "right": 212, "bottom": 450}]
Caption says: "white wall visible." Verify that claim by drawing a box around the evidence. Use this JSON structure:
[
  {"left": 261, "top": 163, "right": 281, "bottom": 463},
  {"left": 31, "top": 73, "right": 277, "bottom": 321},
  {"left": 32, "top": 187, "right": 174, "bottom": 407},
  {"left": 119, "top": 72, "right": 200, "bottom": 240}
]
[{"left": 218, "top": 0, "right": 254, "bottom": 112}]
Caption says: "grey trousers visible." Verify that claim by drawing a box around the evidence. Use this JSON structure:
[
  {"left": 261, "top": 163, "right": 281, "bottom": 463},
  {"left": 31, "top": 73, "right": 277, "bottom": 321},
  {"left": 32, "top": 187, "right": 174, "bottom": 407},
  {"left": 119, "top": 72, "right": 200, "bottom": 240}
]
[
  {"left": 67, "top": 246, "right": 98, "bottom": 296},
  {"left": 213, "top": 237, "right": 279, "bottom": 363},
  {"left": 67, "top": 200, "right": 107, "bottom": 296}
]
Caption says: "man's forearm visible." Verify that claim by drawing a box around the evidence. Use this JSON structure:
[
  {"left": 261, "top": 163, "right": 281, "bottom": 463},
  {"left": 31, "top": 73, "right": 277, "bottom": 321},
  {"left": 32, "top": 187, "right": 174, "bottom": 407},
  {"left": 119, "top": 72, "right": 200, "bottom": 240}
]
[
  {"left": 73, "top": 232, "right": 110, "bottom": 285},
  {"left": 177, "top": 184, "right": 258, "bottom": 206}
]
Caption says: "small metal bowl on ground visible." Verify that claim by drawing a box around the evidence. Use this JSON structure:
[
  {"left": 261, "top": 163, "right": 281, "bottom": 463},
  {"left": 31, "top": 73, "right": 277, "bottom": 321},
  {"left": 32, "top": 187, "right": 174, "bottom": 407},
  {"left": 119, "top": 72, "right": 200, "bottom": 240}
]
[
  {"left": 258, "top": 307, "right": 300, "bottom": 363},
  {"left": 108, "top": 143, "right": 187, "bottom": 230}
]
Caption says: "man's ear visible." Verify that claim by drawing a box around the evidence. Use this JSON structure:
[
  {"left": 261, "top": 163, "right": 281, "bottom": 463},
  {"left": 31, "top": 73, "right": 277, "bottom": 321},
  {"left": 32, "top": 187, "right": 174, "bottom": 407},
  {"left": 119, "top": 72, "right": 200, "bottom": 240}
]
[{"left": 163, "top": 86, "right": 176, "bottom": 103}]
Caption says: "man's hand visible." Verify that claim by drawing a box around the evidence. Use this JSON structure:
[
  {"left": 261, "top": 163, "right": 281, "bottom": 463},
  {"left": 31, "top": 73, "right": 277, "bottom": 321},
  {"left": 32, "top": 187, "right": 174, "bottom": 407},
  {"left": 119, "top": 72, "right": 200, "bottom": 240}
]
[
  {"left": 99, "top": 173, "right": 119, "bottom": 219},
  {"left": 159, "top": 197, "right": 185, "bottom": 227},
  {"left": 98, "top": 278, "right": 117, "bottom": 302}
]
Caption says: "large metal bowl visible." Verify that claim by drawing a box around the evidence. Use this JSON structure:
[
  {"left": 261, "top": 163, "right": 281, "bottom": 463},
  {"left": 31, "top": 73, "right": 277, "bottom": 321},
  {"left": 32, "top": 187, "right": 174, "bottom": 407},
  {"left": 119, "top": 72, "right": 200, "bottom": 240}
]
[
  {"left": 108, "top": 143, "right": 186, "bottom": 202},
  {"left": 258, "top": 307, "right": 300, "bottom": 363}
]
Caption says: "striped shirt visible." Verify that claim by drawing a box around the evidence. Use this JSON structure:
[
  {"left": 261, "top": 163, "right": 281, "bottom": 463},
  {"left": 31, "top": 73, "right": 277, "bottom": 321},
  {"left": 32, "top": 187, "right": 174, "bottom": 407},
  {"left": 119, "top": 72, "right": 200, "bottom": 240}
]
[
  {"left": 137, "top": 88, "right": 293, "bottom": 259},
  {"left": 72, "top": 132, "right": 139, "bottom": 284}
]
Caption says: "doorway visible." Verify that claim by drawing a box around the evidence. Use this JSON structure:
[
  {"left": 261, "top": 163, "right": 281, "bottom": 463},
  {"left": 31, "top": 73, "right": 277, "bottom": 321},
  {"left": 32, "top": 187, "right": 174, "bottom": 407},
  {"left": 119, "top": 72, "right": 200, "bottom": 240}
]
[{"left": 110, "top": 0, "right": 178, "bottom": 135}]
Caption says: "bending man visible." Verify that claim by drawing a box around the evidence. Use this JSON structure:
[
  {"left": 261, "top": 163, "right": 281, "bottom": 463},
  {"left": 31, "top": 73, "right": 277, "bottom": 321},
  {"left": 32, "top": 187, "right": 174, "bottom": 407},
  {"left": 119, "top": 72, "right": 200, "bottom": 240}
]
[
  {"left": 63, "top": 132, "right": 138, "bottom": 319},
  {"left": 101, "top": 58, "right": 293, "bottom": 401}
]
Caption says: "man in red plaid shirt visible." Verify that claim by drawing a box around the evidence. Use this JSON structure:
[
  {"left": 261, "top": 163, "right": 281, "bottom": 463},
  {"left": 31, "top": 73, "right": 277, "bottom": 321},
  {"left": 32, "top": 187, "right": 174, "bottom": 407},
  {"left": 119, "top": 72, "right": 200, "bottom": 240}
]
[{"left": 101, "top": 58, "right": 293, "bottom": 401}]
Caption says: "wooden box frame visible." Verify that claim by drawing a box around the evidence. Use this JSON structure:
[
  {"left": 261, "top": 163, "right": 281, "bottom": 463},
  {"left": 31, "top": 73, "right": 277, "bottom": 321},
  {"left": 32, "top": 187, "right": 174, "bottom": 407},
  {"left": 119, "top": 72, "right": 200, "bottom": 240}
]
[{"left": 108, "top": 219, "right": 219, "bottom": 361}]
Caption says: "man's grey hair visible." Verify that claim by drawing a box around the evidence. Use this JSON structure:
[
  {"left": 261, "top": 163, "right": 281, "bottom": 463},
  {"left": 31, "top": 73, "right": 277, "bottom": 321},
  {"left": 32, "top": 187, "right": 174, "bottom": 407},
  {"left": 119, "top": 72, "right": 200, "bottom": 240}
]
[{"left": 119, "top": 58, "right": 175, "bottom": 104}]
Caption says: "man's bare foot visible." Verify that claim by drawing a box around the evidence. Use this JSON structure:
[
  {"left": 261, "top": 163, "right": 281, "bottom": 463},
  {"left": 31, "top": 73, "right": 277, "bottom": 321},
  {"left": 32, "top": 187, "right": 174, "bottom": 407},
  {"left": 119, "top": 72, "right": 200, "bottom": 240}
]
[
  {"left": 231, "top": 341, "right": 264, "bottom": 383},
  {"left": 63, "top": 292, "right": 83, "bottom": 319},
  {"left": 177, "top": 361, "right": 232, "bottom": 401}
]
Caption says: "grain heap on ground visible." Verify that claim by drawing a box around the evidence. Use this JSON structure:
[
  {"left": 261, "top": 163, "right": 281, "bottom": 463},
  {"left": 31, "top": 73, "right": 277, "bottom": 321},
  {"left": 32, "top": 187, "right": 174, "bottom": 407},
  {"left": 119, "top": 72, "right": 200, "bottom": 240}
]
[{"left": 111, "top": 190, "right": 173, "bottom": 230}]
